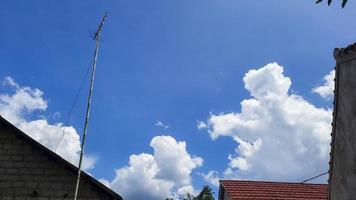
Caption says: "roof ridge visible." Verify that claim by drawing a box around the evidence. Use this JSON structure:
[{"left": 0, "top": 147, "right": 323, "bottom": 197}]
[{"left": 220, "top": 179, "right": 327, "bottom": 186}]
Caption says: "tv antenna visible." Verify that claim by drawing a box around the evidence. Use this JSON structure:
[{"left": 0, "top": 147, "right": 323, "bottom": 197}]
[{"left": 73, "top": 12, "right": 108, "bottom": 200}]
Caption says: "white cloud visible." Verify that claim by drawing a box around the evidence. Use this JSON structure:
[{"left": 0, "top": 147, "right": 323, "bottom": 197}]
[
  {"left": 312, "top": 70, "right": 335, "bottom": 100},
  {"left": 155, "top": 120, "right": 169, "bottom": 129},
  {"left": 0, "top": 77, "right": 96, "bottom": 170},
  {"left": 107, "top": 135, "right": 203, "bottom": 200},
  {"left": 200, "top": 63, "right": 332, "bottom": 183},
  {"left": 198, "top": 170, "right": 220, "bottom": 187},
  {"left": 3, "top": 76, "right": 20, "bottom": 89},
  {"left": 197, "top": 121, "right": 207, "bottom": 129},
  {"left": 0, "top": 77, "right": 47, "bottom": 124},
  {"left": 176, "top": 185, "right": 195, "bottom": 196}
]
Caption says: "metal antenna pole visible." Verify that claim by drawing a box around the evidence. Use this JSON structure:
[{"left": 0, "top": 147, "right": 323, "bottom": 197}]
[{"left": 73, "top": 12, "right": 108, "bottom": 200}]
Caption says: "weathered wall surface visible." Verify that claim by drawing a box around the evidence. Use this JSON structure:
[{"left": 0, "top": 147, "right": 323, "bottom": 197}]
[
  {"left": 0, "top": 118, "right": 119, "bottom": 200},
  {"left": 329, "top": 44, "right": 356, "bottom": 200}
]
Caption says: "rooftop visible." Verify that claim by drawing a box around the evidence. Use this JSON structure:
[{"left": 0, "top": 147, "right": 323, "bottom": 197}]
[{"left": 220, "top": 180, "right": 327, "bottom": 200}]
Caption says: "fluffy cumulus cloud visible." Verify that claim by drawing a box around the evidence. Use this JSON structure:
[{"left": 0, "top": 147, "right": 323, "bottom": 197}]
[
  {"left": 199, "top": 63, "right": 332, "bottom": 184},
  {"left": 106, "top": 135, "right": 203, "bottom": 200},
  {"left": 313, "top": 70, "right": 335, "bottom": 100},
  {"left": 198, "top": 170, "right": 220, "bottom": 187},
  {"left": 0, "top": 77, "right": 96, "bottom": 170}
]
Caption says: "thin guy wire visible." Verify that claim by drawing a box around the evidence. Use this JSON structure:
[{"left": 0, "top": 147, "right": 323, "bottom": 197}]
[
  {"left": 301, "top": 171, "right": 329, "bottom": 184},
  {"left": 54, "top": 56, "right": 94, "bottom": 152}
]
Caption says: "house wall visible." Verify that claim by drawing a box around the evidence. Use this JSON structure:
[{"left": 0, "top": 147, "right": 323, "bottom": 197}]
[
  {"left": 223, "top": 191, "right": 231, "bottom": 200},
  {"left": 218, "top": 184, "right": 231, "bottom": 200},
  {"left": 0, "top": 121, "right": 116, "bottom": 200},
  {"left": 329, "top": 46, "right": 356, "bottom": 200}
]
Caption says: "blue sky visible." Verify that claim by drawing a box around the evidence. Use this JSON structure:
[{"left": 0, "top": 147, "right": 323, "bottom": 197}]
[{"left": 1, "top": 0, "right": 356, "bottom": 199}]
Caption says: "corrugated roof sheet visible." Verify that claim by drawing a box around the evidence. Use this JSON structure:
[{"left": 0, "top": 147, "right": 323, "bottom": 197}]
[{"left": 220, "top": 180, "right": 327, "bottom": 200}]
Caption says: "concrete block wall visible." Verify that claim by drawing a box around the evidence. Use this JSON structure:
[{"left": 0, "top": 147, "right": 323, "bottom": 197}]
[
  {"left": 0, "top": 120, "right": 119, "bottom": 200},
  {"left": 329, "top": 44, "right": 356, "bottom": 200}
]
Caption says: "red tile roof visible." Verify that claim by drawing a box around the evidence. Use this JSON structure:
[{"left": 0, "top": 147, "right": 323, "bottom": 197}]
[{"left": 220, "top": 180, "right": 327, "bottom": 200}]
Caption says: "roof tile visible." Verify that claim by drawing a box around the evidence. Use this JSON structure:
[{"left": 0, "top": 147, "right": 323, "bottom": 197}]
[{"left": 220, "top": 180, "right": 327, "bottom": 200}]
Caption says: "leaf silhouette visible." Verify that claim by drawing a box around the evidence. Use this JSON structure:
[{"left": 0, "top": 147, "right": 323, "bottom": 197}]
[
  {"left": 315, "top": 0, "right": 349, "bottom": 7},
  {"left": 342, "top": 0, "right": 348, "bottom": 7}
]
